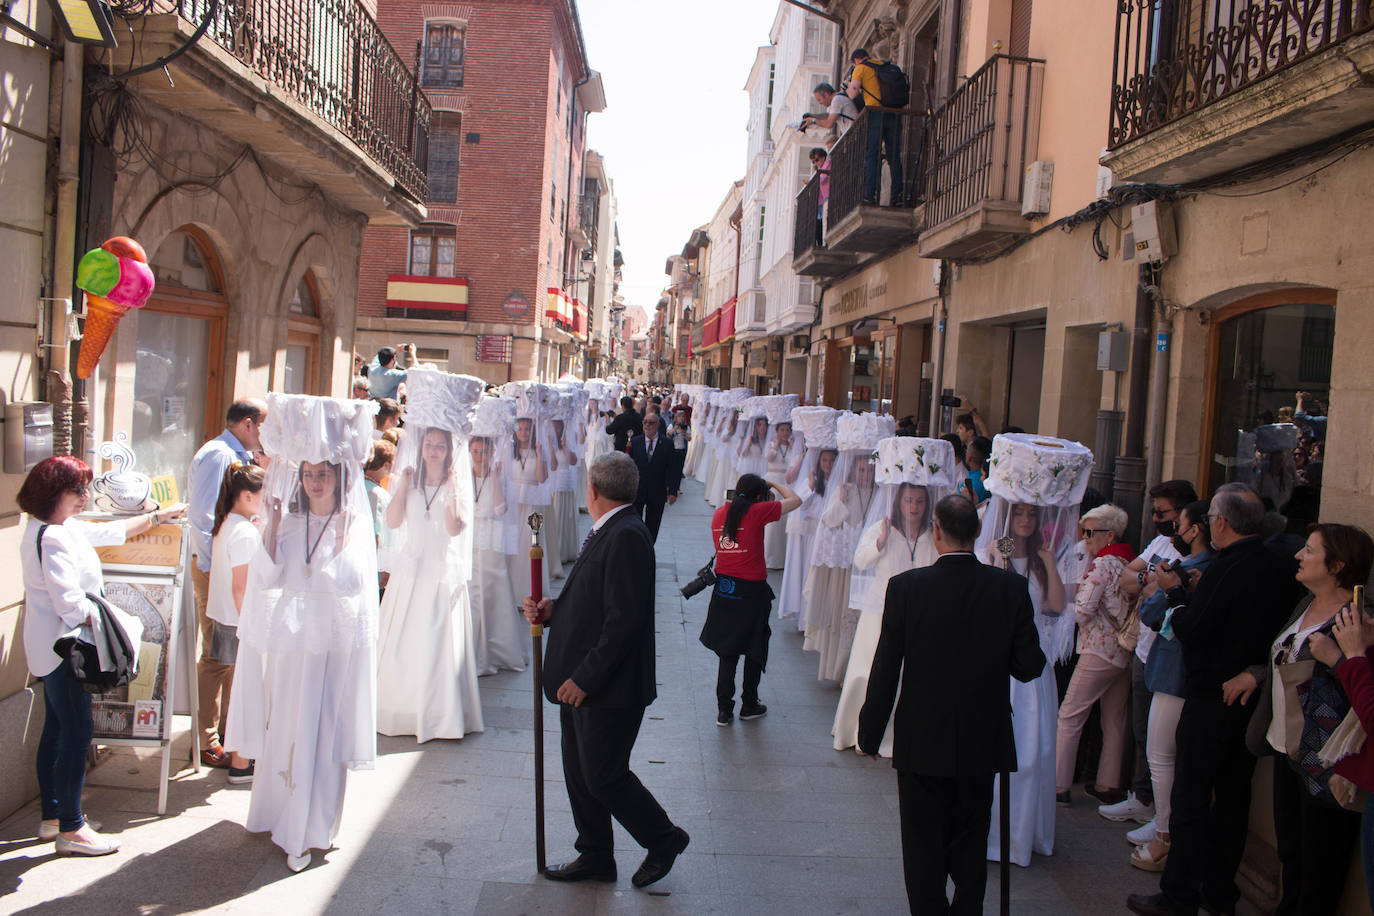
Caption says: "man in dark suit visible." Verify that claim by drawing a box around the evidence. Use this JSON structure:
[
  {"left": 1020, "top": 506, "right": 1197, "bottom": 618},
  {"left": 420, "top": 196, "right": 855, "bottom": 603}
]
[
  {"left": 604, "top": 396, "right": 643, "bottom": 453},
  {"left": 859, "top": 495, "right": 1045, "bottom": 915},
  {"left": 522, "top": 451, "right": 689, "bottom": 889},
  {"left": 627, "top": 412, "right": 681, "bottom": 543}
]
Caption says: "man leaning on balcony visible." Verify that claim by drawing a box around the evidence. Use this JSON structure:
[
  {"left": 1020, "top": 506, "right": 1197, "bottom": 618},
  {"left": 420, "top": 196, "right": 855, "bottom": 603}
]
[
  {"left": 802, "top": 83, "right": 859, "bottom": 147},
  {"left": 846, "top": 48, "right": 902, "bottom": 206}
]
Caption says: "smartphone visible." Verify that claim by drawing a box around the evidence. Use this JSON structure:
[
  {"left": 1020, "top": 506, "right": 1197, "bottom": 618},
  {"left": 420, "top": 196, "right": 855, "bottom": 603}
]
[
  {"left": 725, "top": 489, "right": 737, "bottom": 501},
  {"left": 939, "top": 394, "right": 962, "bottom": 408}
]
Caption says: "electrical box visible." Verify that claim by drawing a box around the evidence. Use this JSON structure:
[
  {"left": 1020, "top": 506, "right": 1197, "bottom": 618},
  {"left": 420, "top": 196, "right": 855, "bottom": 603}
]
[
  {"left": 1131, "top": 200, "right": 1178, "bottom": 263},
  {"left": 1022, "top": 160, "right": 1054, "bottom": 217},
  {"left": 5, "top": 401, "right": 54, "bottom": 474},
  {"left": 1097, "top": 331, "right": 1131, "bottom": 372}
]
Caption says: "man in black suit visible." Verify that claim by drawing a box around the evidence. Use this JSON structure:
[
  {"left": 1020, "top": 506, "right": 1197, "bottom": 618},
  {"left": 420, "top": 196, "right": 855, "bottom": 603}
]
[
  {"left": 522, "top": 451, "right": 689, "bottom": 889},
  {"left": 859, "top": 495, "right": 1045, "bottom": 915},
  {"left": 604, "top": 396, "right": 643, "bottom": 453},
  {"left": 627, "top": 412, "right": 681, "bottom": 543}
]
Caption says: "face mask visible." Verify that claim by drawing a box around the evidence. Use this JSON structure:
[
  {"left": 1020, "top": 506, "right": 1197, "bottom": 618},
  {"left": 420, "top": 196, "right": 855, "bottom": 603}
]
[
  {"left": 1171, "top": 532, "right": 1190, "bottom": 555},
  {"left": 1156, "top": 518, "right": 1176, "bottom": 538}
]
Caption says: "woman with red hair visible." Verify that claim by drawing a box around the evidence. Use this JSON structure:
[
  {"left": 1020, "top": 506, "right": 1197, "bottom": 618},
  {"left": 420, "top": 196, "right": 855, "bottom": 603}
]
[{"left": 19, "top": 456, "right": 184, "bottom": 855}]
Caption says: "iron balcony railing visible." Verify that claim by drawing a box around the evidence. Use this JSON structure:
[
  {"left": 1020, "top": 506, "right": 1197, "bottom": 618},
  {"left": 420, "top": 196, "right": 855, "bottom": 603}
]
[
  {"left": 1110, "top": 0, "right": 1374, "bottom": 148},
  {"left": 828, "top": 107, "right": 927, "bottom": 231},
  {"left": 169, "top": 0, "right": 432, "bottom": 201},
  {"left": 578, "top": 193, "right": 599, "bottom": 244},
  {"left": 794, "top": 171, "right": 823, "bottom": 259},
  {"left": 923, "top": 54, "right": 1044, "bottom": 229}
]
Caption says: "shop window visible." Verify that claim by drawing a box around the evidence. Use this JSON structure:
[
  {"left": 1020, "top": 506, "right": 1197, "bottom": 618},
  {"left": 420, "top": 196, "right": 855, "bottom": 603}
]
[
  {"left": 422, "top": 23, "right": 465, "bottom": 88},
  {"left": 1206, "top": 298, "right": 1334, "bottom": 530},
  {"left": 429, "top": 111, "right": 461, "bottom": 204},
  {"left": 410, "top": 225, "right": 457, "bottom": 277}
]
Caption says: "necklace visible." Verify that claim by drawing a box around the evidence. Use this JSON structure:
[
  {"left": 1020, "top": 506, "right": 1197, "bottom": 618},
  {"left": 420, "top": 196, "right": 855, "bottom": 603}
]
[
  {"left": 473, "top": 471, "right": 490, "bottom": 509},
  {"left": 857, "top": 484, "right": 875, "bottom": 522},
  {"left": 303, "top": 508, "right": 338, "bottom": 578},
  {"left": 421, "top": 479, "right": 443, "bottom": 519}
]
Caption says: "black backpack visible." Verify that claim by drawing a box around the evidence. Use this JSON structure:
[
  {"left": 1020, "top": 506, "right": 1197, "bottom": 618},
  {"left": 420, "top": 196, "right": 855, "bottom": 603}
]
[
  {"left": 859, "top": 59, "right": 911, "bottom": 109},
  {"left": 38, "top": 524, "right": 139, "bottom": 693}
]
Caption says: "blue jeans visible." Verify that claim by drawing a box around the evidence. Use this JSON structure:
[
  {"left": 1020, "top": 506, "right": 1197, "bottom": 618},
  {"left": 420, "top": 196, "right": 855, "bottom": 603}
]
[
  {"left": 38, "top": 666, "right": 92, "bottom": 831},
  {"left": 864, "top": 111, "right": 903, "bottom": 204}
]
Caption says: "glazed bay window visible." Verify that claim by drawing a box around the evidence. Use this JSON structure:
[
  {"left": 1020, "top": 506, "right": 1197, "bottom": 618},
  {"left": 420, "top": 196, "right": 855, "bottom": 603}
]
[
  {"left": 422, "top": 22, "right": 465, "bottom": 88},
  {"left": 410, "top": 225, "right": 457, "bottom": 277}
]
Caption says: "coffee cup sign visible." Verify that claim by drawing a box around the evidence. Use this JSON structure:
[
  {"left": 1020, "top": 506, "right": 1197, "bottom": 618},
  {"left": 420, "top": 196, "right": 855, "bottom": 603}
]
[{"left": 93, "top": 433, "right": 153, "bottom": 512}]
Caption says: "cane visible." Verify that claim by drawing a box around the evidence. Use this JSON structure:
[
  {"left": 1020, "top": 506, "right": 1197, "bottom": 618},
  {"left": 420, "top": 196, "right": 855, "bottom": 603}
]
[
  {"left": 528, "top": 512, "right": 547, "bottom": 875},
  {"left": 999, "top": 770, "right": 1010, "bottom": 916}
]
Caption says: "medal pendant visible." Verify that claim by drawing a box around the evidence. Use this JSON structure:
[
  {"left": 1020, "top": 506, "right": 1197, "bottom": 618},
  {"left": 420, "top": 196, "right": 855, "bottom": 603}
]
[
  {"left": 304, "top": 563, "right": 313, "bottom": 579},
  {"left": 996, "top": 536, "right": 1015, "bottom": 562}
]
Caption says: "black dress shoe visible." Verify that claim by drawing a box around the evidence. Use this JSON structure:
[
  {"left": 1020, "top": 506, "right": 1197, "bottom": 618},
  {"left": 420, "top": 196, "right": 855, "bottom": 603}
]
[
  {"left": 544, "top": 856, "right": 617, "bottom": 882},
  {"left": 1125, "top": 892, "right": 1186, "bottom": 916},
  {"left": 632, "top": 826, "right": 690, "bottom": 889}
]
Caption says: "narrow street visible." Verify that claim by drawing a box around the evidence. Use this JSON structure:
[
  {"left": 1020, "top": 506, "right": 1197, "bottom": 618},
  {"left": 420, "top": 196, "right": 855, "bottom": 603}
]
[{"left": 2, "top": 477, "right": 1174, "bottom": 914}]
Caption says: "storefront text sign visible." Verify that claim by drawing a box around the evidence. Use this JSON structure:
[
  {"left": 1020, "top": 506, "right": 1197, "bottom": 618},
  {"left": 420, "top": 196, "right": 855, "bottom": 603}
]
[{"left": 96, "top": 522, "right": 184, "bottom": 568}]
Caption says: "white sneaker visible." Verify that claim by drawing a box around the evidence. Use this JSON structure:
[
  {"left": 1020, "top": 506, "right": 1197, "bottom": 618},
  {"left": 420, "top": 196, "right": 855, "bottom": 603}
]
[
  {"left": 1126, "top": 819, "right": 1158, "bottom": 846},
  {"left": 1098, "top": 791, "right": 1155, "bottom": 824}
]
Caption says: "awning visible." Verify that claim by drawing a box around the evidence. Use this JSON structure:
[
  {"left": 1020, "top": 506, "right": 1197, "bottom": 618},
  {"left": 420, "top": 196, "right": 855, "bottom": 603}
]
[
  {"left": 702, "top": 308, "right": 721, "bottom": 349},
  {"left": 720, "top": 295, "right": 737, "bottom": 343}
]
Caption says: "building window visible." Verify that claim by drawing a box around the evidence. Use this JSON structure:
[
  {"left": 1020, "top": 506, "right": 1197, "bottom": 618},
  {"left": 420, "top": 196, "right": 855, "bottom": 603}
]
[
  {"left": 804, "top": 18, "right": 834, "bottom": 64},
  {"left": 429, "top": 111, "right": 461, "bottom": 204},
  {"left": 766, "top": 63, "right": 776, "bottom": 133},
  {"left": 422, "top": 23, "right": 465, "bottom": 88},
  {"left": 410, "top": 225, "right": 457, "bottom": 277}
]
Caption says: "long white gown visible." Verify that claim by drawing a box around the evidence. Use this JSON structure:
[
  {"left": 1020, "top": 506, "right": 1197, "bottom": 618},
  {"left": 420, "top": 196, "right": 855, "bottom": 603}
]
[
  {"left": 228, "top": 513, "right": 375, "bottom": 858},
  {"left": 507, "top": 448, "right": 552, "bottom": 602},
  {"left": 763, "top": 438, "right": 797, "bottom": 569},
  {"left": 777, "top": 488, "right": 822, "bottom": 626},
  {"left": 471, "top": 467, "right": 525, "bottom": 675},
  {"left": 376, "top": 481, "right": 484, "bottom": 741},
  {"left": 987, "top": 555, "right": 1058, "bottom": 867},
  {"left": 831, "top": 524, "right": 937, "bottom": 754}
]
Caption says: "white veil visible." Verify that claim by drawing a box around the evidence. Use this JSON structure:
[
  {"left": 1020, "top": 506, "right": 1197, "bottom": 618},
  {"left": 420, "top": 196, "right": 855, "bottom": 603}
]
[
  {"left": 472, "top": 396, "right": 519, "bottom": 556},
  {"left": 811, "top": 412, "right": 888, "bottom": 569}
]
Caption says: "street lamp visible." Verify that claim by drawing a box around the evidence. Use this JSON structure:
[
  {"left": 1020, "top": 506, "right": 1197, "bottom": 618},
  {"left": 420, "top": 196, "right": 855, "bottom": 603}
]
[{"left": 46, "top": 0, "right": 116, "bottom": 45}]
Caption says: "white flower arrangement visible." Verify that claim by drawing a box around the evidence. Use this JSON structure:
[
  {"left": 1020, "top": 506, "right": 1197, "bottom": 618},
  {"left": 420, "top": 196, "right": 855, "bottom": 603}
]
[
  {"left": 261, "top": 393, "right": 379, "bottom": 465},
  {"left": 985, "top": 433, "right": 1095, "bottom": 507},
  {"left": 473, "top": 396, "right": 517, "bottom": 440}
]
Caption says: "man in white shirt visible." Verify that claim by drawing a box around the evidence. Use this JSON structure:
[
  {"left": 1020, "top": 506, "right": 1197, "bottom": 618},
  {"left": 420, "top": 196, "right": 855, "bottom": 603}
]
[
  {"left": 803, "top": 82, "right": 860, "bottom": 144},
  {"left": 186, "top": 398, "right": 267, "bottom": 767}
]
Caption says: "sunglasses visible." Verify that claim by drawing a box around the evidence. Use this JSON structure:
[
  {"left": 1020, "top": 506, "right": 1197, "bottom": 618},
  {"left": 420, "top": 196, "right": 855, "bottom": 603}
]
[
  {"left": 1151, "top": 507, "right": 1177, "bottom": 518},
  {"left": 1083, "top": 528, "right": 1112, "bottom": 536}
]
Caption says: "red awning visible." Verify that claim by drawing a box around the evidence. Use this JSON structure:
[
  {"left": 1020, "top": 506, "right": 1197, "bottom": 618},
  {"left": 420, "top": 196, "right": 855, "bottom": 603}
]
[
  {"left": 719, "top": 295, "right": 737, "bottom": 343},
  {"left": 702, "top": 309, "right": 721, "bottom": 348}
]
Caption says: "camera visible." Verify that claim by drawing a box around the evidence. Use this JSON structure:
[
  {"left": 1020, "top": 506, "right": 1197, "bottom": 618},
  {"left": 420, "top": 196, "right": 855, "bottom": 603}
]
[{"left": 681, "top": 558, "right": 717, "bottom": 599}]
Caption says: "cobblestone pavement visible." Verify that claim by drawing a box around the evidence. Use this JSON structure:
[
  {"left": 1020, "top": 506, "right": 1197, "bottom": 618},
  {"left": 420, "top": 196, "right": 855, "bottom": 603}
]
[{"left": 2, "top": 476, "right": 1239, "bottom": 915}]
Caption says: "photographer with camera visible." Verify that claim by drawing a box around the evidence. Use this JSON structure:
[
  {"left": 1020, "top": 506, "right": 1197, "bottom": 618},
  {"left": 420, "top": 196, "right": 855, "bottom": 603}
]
[
  {"left": 801, "top": 82, "right": 859, "bottom": 144},
  {"left": 698, "top": 474, "right": 801, "bottom": 727},
  {"left": 367, "top": 344, "right": 415, "bottom": 400}
]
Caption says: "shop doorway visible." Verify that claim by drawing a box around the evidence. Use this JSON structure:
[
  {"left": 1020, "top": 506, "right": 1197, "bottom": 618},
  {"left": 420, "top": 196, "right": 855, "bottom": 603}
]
[
  {"left": 1005, "top": 323, "right": 1045, "bottom": 432},
  {"left": 1202, "top": 291, "right": 1335, "bottom": 530},
  {"left": 135, "top": 227, "right": 228, "bottom": 494}
]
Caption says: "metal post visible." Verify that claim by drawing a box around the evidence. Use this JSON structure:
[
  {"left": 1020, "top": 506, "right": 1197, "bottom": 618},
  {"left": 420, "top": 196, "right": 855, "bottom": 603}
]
[{"left": 527, "top": 512, "right": 546, "bottom": 874}]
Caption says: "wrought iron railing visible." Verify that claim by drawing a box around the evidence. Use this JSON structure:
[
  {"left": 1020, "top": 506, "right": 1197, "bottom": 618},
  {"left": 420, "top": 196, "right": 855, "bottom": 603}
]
[
  {"left": 923, "top": 55, "right": 1043, "bottom": 229},
  {"left": 828, "top": 107, "right": 927, "bottom": 230},
  {"left": 793, "top": 171, "right": 823, "bottom": 259},
  {"left": 1110, "top": 0, "right": 1374, "bottom": 148},
  {"left": 578, "top": 193, "right": 598, "bottom": 244},
  {"left": 168, "top": 0, "right": 432, "bottom": 201}
]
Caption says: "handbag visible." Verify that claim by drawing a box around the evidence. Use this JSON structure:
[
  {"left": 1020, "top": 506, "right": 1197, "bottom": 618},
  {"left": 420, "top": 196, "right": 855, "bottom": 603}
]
[
  {"left": 38, "top": 524, "right": 140, "bottom": 693},
  {"left": 1114, "top": 603, "right": 1141, "bottom": 653}
]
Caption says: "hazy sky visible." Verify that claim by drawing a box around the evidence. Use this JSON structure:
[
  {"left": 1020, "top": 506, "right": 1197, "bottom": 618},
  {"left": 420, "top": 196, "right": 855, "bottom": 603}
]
[{"left": 579, "top": 0, "right": 779, "bottom": 309}]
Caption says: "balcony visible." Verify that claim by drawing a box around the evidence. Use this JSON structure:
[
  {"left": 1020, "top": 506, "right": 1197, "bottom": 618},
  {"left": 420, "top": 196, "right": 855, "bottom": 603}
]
[
  {"left": 792, "top": 173, "right": 859, "bottom": 277},
  {"left": 123, "top": 0, "right": 431, "bottom": 225},
  {"left": 572, "top": 193, "right": 599, "bottom": 248},
  {"left": 1103, "top": 0, "right": 1374, "bottom": 183},
  {"left": 768, "top": 277, "right": 820, "bottom": 335},
  {"left": 736, "top": 288, "right": 768, "bottom": 340},
  {"left": 825, "top": 108, "right": 925, "bottom": 253},
  {"left": 917, "top": 55, "right": 1045, "bottom": 260}
]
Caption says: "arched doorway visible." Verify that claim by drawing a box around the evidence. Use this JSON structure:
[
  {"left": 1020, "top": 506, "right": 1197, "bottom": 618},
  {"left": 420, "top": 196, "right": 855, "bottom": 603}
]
[
  {"left": 282, "top": 271, "right": 323, "bottom": 395},
  {"left": 134, "top": 226, "right": 228, "bottom": 493},
  {"left": 1200, "top": 288, "right": 1336, "bottom": 532}
]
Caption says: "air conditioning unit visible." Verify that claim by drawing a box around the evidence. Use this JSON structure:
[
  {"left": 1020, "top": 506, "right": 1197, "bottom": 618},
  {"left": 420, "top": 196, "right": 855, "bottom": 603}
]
[{"left": 1022, "top": 160, "right": 1054, "bottom": 217}]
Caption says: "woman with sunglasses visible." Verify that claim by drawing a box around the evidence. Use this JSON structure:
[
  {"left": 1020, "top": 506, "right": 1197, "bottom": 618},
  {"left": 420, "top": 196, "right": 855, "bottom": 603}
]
[{"left": 19, "top": 456, "right": 185, "bottom": 855}]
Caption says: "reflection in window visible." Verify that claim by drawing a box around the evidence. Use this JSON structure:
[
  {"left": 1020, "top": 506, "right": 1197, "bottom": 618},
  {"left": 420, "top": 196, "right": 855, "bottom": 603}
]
[
  {"left": 133, "top": 312, "right": 210, "bottom": 494},
  {"left": 150, "top": 231, "right": 221, "bottom": 293},
  {"left": 1210, "top": 302, "right": 1334, "bottom": 532},
  {"left": 422, "top": 23, "right": 465, "bottom": 88}
]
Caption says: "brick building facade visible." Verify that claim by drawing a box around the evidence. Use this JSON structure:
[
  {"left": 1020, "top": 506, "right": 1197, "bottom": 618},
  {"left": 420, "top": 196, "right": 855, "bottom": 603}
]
[{"left": 358, "top": 0, "right": 605, "bottom": 383}]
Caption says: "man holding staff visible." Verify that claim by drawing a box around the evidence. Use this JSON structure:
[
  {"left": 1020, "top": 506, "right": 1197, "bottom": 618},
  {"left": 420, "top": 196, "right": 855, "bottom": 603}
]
[{"left": 522, "top": 452, "right": 689, "bottom": 888}]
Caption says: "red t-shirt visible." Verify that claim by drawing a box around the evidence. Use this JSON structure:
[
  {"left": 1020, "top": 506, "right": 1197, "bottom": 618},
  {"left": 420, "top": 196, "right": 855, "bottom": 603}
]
[{"left": 712, "top": 500, "right": 783, "bottom": 581}]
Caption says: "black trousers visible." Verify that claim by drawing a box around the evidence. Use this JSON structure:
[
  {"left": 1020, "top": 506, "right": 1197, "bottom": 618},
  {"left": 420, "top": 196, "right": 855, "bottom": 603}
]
[
  {"left": 716, "top": 654, "right": 762, "bottom": 713},
  {"left": 635, "top": 499, "right": 665, "bottom": 542},
  {"left": 896, "top": 770, "right": 995, "bottom": 916},
  {"left": 1271, "top": 752, "right": 1361, "bottom": 916},
  {"left": 1131, "top": 656, "right": 1154, "bottom": 804},
  {"left": 559, "top": 704, "right": 676, "bottom": 865},
  {"left": 1160, "top": 695, "right": 1257, "bottom": 913}
]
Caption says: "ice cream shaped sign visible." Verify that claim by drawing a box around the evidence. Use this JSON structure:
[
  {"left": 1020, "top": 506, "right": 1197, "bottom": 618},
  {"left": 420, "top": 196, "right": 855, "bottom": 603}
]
[{"left": 75, "top": 236, "right": 156, "bottom": 379}]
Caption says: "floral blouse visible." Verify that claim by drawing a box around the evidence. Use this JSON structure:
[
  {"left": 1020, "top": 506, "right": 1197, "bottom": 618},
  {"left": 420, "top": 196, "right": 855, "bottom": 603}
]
[{"left": 1073, "top": 552, "right": 1133, "bottom": 668}]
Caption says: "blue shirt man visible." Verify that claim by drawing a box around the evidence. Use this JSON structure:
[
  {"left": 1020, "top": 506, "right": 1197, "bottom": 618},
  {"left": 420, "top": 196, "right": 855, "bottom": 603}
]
[
  {"left": 367, "top": 345, "right": 412, "bottom": 400},
  {"left": 187, "top": 400, "right": 266, "bottom": 572}
]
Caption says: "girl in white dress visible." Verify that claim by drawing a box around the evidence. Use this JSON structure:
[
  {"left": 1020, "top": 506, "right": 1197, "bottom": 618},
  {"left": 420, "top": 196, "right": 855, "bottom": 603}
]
[
  {"left": 228, "top": 393, "right": 380, "bottom": 873},
  {"left": 470, "top": 401, "right": 525, "bottom": 675},
  {"left": 507, "top": 415, "right": 552, "bottom": 601},
  {"left": 376, "top": 426, "right": 482, "bottom": 742},
  {"left": 762, "top": 420, "right": 797, "bottom": 569},
  {"left": 736, "top": 414, "right": 769, "bottom": 480},
  {"left": 777, "top": 447, "right": 835, "bottom": 626},
  {"left": 549, "top": 414, "right": 580, "bottom": 573},
  {"left": 804, "top": 447, "right": 876, "bottom": 680},
  {"left": 833, "top": 435, "right": 958, "bottom": 754},
  {"left": 706, "top": 411, "right": 740, "bottom": 508}
]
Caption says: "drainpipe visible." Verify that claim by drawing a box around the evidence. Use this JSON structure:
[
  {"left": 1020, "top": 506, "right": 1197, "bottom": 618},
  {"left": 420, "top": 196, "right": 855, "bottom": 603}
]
[
  {"left": 48, "top": 40, "right": 83, "bottom": 458},
  {"left": 1112, "top": 263, "right": 1155, "bottom": 548},
  {"left": 1144, "top": 285, "right": 1172, "bottom": 499},
  {"left": 927, "top": 260, "right": 949, "bottom": 437}
]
